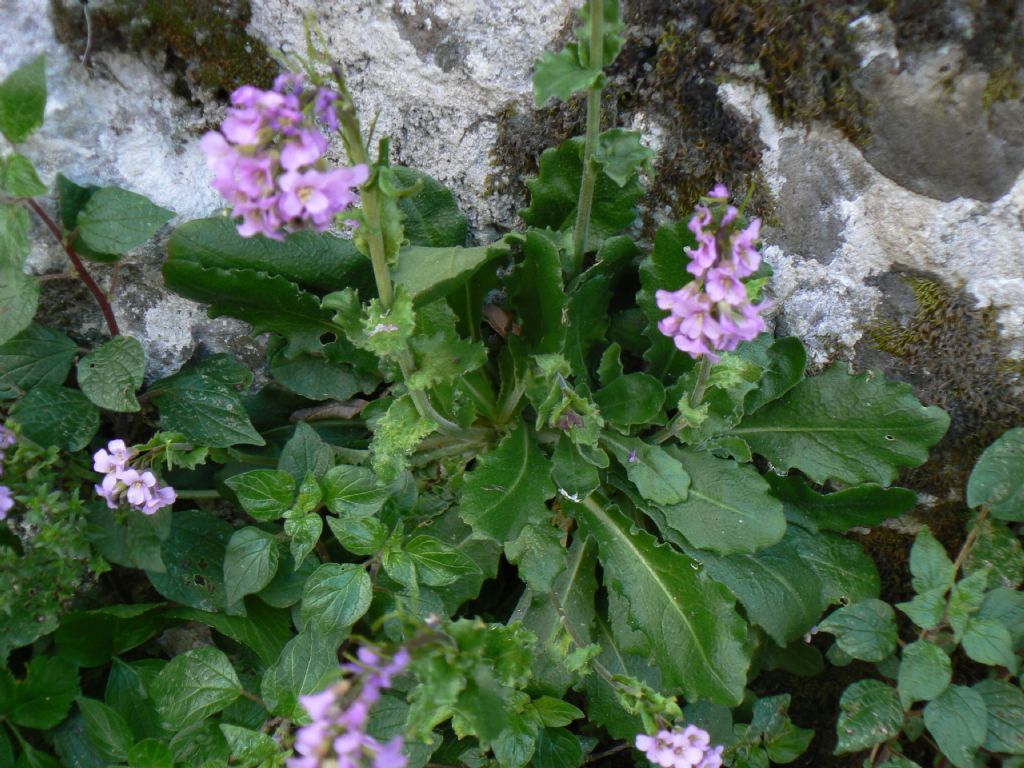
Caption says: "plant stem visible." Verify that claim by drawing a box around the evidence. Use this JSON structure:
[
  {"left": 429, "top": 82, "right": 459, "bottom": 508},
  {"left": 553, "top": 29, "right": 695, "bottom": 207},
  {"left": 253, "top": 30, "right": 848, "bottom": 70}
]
[
  {"left": 25, "top": 198, "right": 120, "bottom": 337},
  {"left": 571, "top": 0, "right": 604, "bottom": 274},
  {"left": 650, "top": 355, "right": 714, "bottom": 444},
  {"left": 173, "top": 489, "right": 222, "bottom": 500}
]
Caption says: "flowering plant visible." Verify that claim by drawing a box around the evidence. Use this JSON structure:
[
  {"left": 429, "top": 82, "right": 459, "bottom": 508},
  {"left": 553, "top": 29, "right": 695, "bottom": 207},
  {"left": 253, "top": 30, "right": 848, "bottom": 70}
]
[{"left": 1, "top": 3, "right": 1014, "bottom": 768}]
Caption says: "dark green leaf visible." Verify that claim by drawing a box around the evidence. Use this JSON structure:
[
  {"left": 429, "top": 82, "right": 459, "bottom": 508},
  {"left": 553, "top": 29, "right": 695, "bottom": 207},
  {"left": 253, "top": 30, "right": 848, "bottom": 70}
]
[
  {"left": 76, "top": 335, "right": 145, "bottom": 412},
  {"left": 593, "top": 373, "right": 664, "bottom": 428},
  {"left": 219, "top": 724, "right": 279, "bottom": 767},
  {"left": 964, "top": 517, "right": 1023, "bottom": 590},
  {"left": 167, "top": 216, "right": 365, "bottom": 292},
  {"left": 166, "top": 599, "right": 292, "bottom": 666},
  {"left": 967, "top": 428, "right": 1024, "bottom": 521},
  {"left": 786, "top": 525, "right": 881, "bottom": 606},
  {"left": 326, "top": 514, "right": 388, "bottom": 556},
  {"left": 660, "top": 447, "right": 785, "bottom": 555},
  {"left": 55, "top": 604, "right": 164, "bottom": 667},
  {"left": 260, "top": 630, "right": 337, "bottom": 718},
  {"left": 127, "top": 739, "right": 174, "bottom": 768},
  {"left": 575, "top": 0, "right": 625, "bottom": 67},
  {"left": 834, "top": 680, "right": 902, "bottom": 754},
  {"left": 603, "top": 434, "right": 689, "bottom": 506},
  {"left": 77, "top": 698, "right": 131, "bottom": 762},
  {"left": 151, "top": 646, "right": 242, "bottom": 730},
  {"left": 897, "top": 588, "right": 948, "bottom": 631},
  {"left": 268, "top": 344, "right": 375, "bottom": 402},
  {"left": 767, "top": 474, "right": 917, "bottom": 533},
  {"left": 532, "top": 46, "right": 600, "bottom": 105},
  {"left": 393, "top": 166, "right": 469, "bottom": 248},
  {"left": 573, "top": 496, "right": 748, "bottom": 704},
  {"left": 76, "top": 187, "right": 173, "bottom": 254},
  {"left": 301, "top": 563, "right": 372, "bottom": 638},
  {"left": 637, "top": 220, "right": 695, "bottom": 379},
  {"left": 0, "top": 55, "right": 46, "bottom": 144},
  {"left": 1, "top": 204, "right": 31, "bottom": 268},
  {"left": 728, "top": 365, "right": 950, "bottom": 485},
  {"left": 974, "top": 679, "right": 1024, "bottom": 755},
  {"left": 819, "top": 599, "right": 898, "bottom": 662},
  {"left": 56, "top": 175, "right": 98, "bottom": 232},
  {"left": 0, "top": 323, "right": 78, "bottom": 400},
  {"left": 321, "top": 465, "right": 388, "bottom": 517},
  {"left": 152, "top": 365, "right": 263, "bottom": 448},
  {"left": 551, "top": 435, "right": 600, "bottom": 499},
  {"left": 979, "top": 587, "right": 1024, "bottom": 647},
  {"left": 461, "top": 425, "right": 555, "bottom": 543},
  {"left": 9, "top": 385, "right": 98, "bottom": 450},
  {"left": 961, "top": 617, "right": 1017, "bottom": 670},
  {"left": 506, "top": 524, "right": 567, "bottom": 592},
  {"left": 279, "top": 422, "right": 334, "bottom": 482},
  {"left": 564, "top": 273, "right": 613, "bottom": 384},
  {"left": 8, "top": 656, "right": 80, "bottom": 729},
  {"left": 225, "top": 469, "right": 296, "bottom": 521},
  {"left": 924, "top": 685, "right": 987, "bottom": 768},
  {"left": 909, "top": 527, "right": 955, "bottom": 594},
  {"left": 0, "top": 267, "right": 40, "bottom": 346},
  {"left": 15, "top": 746, "right": 62, "bottom": 768},
  {"left": 1, "top": 153, "right": 46, "bottom": 197},
  {"left": 104, "top": 659, "right": 165, "bottom": 742},
  {"left": 506, "top": 231, "right": 565, "bottom": 354},
  {"left": 392, "top": 242, "right": 509, "bottom": 307},
  {"left": 223, "top": 527, "right": 280, "bottom": 605},
  {"left": 406, "top": 534, "right": 482, "bottom": 587},
  {"left": 145, "top": 509, "right": 232, "bottom": 612},
  {"left": 898, "top": 640, "right": 951, "bottom": 709},
  {"left": 743, "top": 336, "right": 808, "bottom": 414}
]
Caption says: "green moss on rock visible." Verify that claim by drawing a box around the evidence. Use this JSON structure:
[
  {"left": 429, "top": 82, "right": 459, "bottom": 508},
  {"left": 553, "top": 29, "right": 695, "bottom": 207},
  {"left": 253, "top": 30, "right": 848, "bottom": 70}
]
[{"left": 51, "top": 0, "right": 279, "bottom": 100}]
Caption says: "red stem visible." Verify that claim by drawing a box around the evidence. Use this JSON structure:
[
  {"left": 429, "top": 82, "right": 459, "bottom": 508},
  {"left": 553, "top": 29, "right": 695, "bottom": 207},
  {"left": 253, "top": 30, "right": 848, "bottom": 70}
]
[{"left": 25, "top": 198, "right": 120, "bottom": 337}]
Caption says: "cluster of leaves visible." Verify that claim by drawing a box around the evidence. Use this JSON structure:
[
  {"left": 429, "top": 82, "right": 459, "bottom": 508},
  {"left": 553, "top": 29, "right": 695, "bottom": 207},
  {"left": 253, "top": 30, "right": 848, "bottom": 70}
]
[
  {"left": 820, "top": 428, "right": 1024, "bottom": 767},
  {"left": 1, "top": 4, "right": 1012, "bottom": 768}
]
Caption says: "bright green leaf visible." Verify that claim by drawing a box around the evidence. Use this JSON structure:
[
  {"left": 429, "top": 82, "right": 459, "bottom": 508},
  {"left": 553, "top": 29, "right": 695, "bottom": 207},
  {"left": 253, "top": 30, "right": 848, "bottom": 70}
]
[
  {"left": 909, "top": 527, "right": 955, "bottom": 594},
  {"left": 260, "top": 630, "right": 337, "bottom": 718},
  {"left": 300, "top": 563, "right": 372, "bottom": 638},
  {"left": 223, "top": 527, "right": 280, "bottom": 605},
  {"left": 834, "top": 680, "right": 902, "bottom": 754},
  {"left": 225, "top": 469, "right": 296, "bottom": 521},
  {"left": 1, "top": 153, "right": 47, "bottom": 197},
  {"left": 151, "top": 646, "right": 242, "bottom": 730},
  {"left": 819, "top": 599, "right": 898, "bottom": 662},
  {"left": 406, "top": 534, "right": 482, "bottom": 587},
  {"left": 0, "top": 55, "right": 46, "bottom": 144},
  {"left": 0, "top": 266, "right": 40, "bottom": 346},
  {"left": 76, "top": 335, "right": 145, "bottom": 412},
  {"left": 76, "top": 187, "right": 173, "bottom": 254},
  {"left": 393, "top": 242, "right": 509, "bottom": 307},
  {"left": 962, "top": 617, "right": 1018, "bottom": 671},
  {"left": 532, "top": 45, "right": 600, "bottom": 105},
  {"left": 603, "top": 434, "right": 690, "bottom": 506}
]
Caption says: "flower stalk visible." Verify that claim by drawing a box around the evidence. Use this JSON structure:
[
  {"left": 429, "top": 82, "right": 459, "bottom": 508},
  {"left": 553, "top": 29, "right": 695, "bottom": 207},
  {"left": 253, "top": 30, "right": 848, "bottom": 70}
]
[{"left": 571, "top": 0, "right": 605, "bottom": 273}]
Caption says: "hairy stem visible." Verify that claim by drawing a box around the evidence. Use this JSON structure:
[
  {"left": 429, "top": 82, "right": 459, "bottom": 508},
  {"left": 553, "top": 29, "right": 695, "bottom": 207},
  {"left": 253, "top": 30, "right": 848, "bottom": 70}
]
[
  {"left": 570, "top": 0, "right": 604, "bottom": 273},
  {"left": 650, "top": 355, "right": 714, "bottom": 444},
  {"left": 25, "top": 198, "right": 120, "bottom": 337}
]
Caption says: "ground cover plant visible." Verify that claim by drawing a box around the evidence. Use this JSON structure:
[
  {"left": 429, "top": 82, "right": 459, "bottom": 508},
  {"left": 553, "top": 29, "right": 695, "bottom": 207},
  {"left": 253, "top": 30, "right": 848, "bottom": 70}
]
[{"left": 0, "top": 2, "right": 1021, "bottom": 767}]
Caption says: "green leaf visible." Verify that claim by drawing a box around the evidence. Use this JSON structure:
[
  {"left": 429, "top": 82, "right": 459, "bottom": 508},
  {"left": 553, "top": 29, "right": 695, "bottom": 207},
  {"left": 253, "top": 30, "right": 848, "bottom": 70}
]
[
  {"left": 284, "top": 511, "right": 322, "bottom": 571},
  {"left": 370, "top": 395, "right": 435, "bottom": 483},
  {"left": 924, "top": 685, "right": 987, "bottom": 768},
  {"left": 320, "top": 465, "right": 388, "bottom": 517},
  {"left": 393, "top": 242, "right": 508, "bottom": 307},
  {"left": 786, "top": 525, "right": 881, "bottom": 606},
  {"left": 166, "top": 599, "right": 292, "bottom": 666},
  {"left": 573, "top": 496, "right": 748, "bottom": 704},
  {"left": 301, "top": 563, "right": 372, "bottom": 638},
  {"left": 564, "top": 272, "right": 614, "bottom": 385},
  {"left": 521, "top": 138, "right": 645, "bottom": 245},
  {"left": 76, "top": 335, "right": 145, "bottom": 412},
  {"left": 898, "top": 640, "right": 951, "bottom": 709},
  {"left": 461, "top": 425, "right": 555, "bottom": 543},
  {"left": 819, "top": 599, "right": 898, "bottom": 662},
  {"left": 897, "top": 588, "right": 948, "bottom": 631},
  {"left": 225, "top": 469, "right": 296, "bottom": 521},
  {"left": 0, "top": 204, "right": 31, "bottom": 267},
  {"left": 145, "top": 509, "right": 232, "bottom": 612},
  {"left": 743, "top": 336, "right": 808, "bottom": 414},
  {"left": 594, "top": 129, "right": 654, "bottom": 186},
  {"left": 551, "top": 435, "right": 600, "bottom": 499},
  {"left": 532, "top": 728, "right": 583, "bottom": 768},
  {"left": 0, "top": 267, "right": 40, "bottom": 346},
  {"left": 9, "top": 385, "right": 98, "bottom": 450},
  {"left": 75, "top": 187, "right": 173, "bottom": 254},
  {"left": 532, "top": 45, "right": 601, "bottom": 105},
  {"left": 506, "top": 524, "right": 567, "bottom": 592},
  {"left": 575, "top": 0, "right": 624, "bottom": 67},
  {"left": 637, "top": 220, "right": 695, "bottom": 379},
  {"left": 327, "top": 514, "right": 388, "bottom": 556},
  {"left": 979, "top": 587, "right": 1024, "bottom": 647},
  {"left": 728, "top": 365, "right": 950, "bottom": 485},
  {"left": 55, "top": 604, "right": 164, "bottom": 667},
  {"left": 0, "top": 55, "right": 46, "bottom": 144},
  {"left": 767, "top": 474, "right": 917, "bottom": 533},
  {"left": 974, "top": 679, "right": 1024, "bottom": 755},
  {"left": 151, "top": 646, "right": 242, "bottom": 730},
  {"left": 151, "top": 364, "right": 263, "bottom": 448},
  {"left": 55, "top": 174, "right": 98, "bottom": 230},
  {"left": 531, "top": 699, "right": 583, "bottom": 728},
  {"left": 219, "top": 724, "right": 279, "bottom": 767},
  {"left": 593, "top": 372, "right": 664, "bottom": 428},
  {"left": 834, "top": 680, "right": 903, "bottom": 754},
  {"left": 127, "top": 739, "right": 174, "bottom": 768},
  {"left": 279, "top": 422, "right": 334, "bottom": 482},
  {"left": 167, "top": 216, "right": 366, "bottom": 292},
  {"left": 0, "top": 323, "right": 78, "bottom": 399},
  {"left": 406, "top": 534, "right": 482, "bottom": 587},
  {"left": 77, "top": 698, "right": 132, "bottom": 762},
  {"left": 603, "top": 434, "right": 689, "bottom": 506},
  {"left": 964, "top": 517, "right": 1024, "bottom": 589},
  {"left": 268, "top": 341, "right": 376, "bottom": 402},
  {"left": 393, "top": 166, "right": 469, "bottom": 248},
  {"left": 910, "top": 527, "right": 955, "bottom": 594},
  {"left": 7, "top": 656, "right": 80, "bottom": 729},
  {"left": 506, "top": 231, "right": 566, "bottom": 354},
  {"left": 659, "top": 447, "right": 785, "bottom": 555},
  {"left": 1, "top": 153, "right": 46, "bottom": 197},
  {"left": 961, "top": 617, "right": 1018, "bottom": 671},
  {"left": 408, "top": 328, "right": 487, "bottom": 390},
  {"left": 15, "top": 746, "right": 62, "bottom": 768},
  {"left": 690, "top": 536, "right": 824, "bottom": 645},
  {"left": 163, "top": 261, "right": 338, "bottom": 357},
  {"left": 260, "top": 630, "right": 337, "bottom": 718},
  {"left": 223, "top": 527, "right": 280, "bottom": 605},
  {"left": 967, "top": 428, "right": 1024, "bottom": 521}
]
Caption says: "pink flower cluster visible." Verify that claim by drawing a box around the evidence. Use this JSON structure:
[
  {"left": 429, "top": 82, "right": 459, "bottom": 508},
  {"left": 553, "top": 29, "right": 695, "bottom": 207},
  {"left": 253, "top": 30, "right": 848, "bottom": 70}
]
[
  {"left": 93, "top": 439, "right": 176, "bottom": 515},
  {"left": 0, "top": 425, "right": 14, "bottom": 520},
  {"left": 655, "top": 185, "right": 769, "bottom": 361},
  {"left": 290, "top": 647, "right": 411, "bottom": 768},
  {"left": 636, "top": 725, "right": 724, "bottom": 768},
  {"left": 201, "top": 74, "right": 369, "bottom": 240}
]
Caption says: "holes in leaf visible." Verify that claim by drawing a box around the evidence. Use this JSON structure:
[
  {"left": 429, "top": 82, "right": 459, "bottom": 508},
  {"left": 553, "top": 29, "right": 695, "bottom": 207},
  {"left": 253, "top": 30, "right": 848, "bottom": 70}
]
[
  {"left": 319, "top": 332, "right": 337, "bottom": 345},
  {"left": 884, "top": 435, "right": 896, "bottom": 441}
]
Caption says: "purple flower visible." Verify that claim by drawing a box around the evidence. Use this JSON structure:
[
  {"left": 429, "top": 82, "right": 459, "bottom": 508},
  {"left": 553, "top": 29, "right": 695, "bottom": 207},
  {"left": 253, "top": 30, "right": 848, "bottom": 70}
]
[
  {"left": 636, "top": 726, "right": 723, "bottom": 768},
  {"left": 141, "top": 485, "right": 177, "bottom": 516},
  {"left": 315, "top": 88, "right": 340, "bottom": 131},
  {"left": 0, "top": 423, "right": 14, "bottom": 475},
  {"left": 655, "top": 186, "right": 769, "bottom": 361},
  {"left": 92, "top": 438, "right": 176, "bottom": 515},
  {"left": 281, "top": 130, "right": 329, "bottom": 171},
  {"left": 0, "top": 486, "right": 13, "bottom": 520},
  {"left": 93, "top": 439, "right": 136, "bottom": 474}
]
